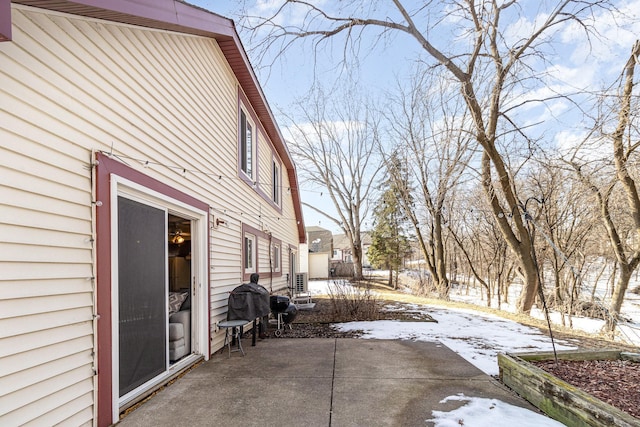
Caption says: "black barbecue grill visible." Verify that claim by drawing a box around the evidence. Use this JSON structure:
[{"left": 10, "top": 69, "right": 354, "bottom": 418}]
[
  {"left": 269, "top": 295, "right": 297, "bottom": 336},
  {"left": 227, "top": 282, "right": 270, "bottom": 345},
  {"left": 228, "top": 282, "right": 270, "bottom": 320}
]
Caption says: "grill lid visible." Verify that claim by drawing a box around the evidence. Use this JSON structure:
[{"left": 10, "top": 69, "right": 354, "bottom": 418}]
[{"left": 227, "top": 283, "right": 270, "bottom": 320}]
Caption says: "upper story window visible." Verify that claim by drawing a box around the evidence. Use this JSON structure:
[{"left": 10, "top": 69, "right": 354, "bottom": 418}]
[
  {"left": 272, "top": 159, "right": 280, "bottom": 205},
  {"left": 240, "top": 110, "right": 253, "bottom": 178}
]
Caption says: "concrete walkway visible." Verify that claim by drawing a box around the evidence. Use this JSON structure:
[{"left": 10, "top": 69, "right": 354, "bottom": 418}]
[{"left": 117, "top": 338, "right": 536, "bottom": 426}]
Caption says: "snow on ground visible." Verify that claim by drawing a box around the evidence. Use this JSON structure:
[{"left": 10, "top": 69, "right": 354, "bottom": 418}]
[
  {"left": 305, "top": 271, "right": 640, "bottom": 427},
  {"left": 307, "top": 280, "right": 571, "bottom": 426},
  {"left": 309, "top": 279, "right": 575, "bottom": 376},
  {"left": 334, "top": 303, "right": 575, "bottom": 376},
  {"left": 446, "top": 279, "right": 640, "bottom": 346},
  {"left": 427, "top": 395, "right": 565, "bottom": 427}
]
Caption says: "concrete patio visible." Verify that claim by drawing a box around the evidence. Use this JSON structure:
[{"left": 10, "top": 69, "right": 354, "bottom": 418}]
[{"left": 117, "top": 338, "right": 539, "bottom": 426}]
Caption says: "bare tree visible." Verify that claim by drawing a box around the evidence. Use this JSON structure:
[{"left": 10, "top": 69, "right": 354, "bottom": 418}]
[
  {"left": 569, "top": 41, "right": 640, "bottom": 330},
  {"left": 607, "top": 41, "right": 640, "bottom": 325},
  {"left": 284, "top": 85, "right": 384, "bottom": 279},
  {"left": 245, "top": 0, "right": 613, "bottom": 313},
  {"left": 522, "top": 161, "right": 598, "bottom": 326},
  {"left": 383, "top": 70, "right": 474, "bottom": 298},
  {"left": 448, "top": 186, "right": 516, "bottom": 308}
]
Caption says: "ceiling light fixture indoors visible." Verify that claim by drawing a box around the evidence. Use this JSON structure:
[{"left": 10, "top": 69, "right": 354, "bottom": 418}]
[{"left": 172, "top": 230, "right": 185, "bottom": 244}]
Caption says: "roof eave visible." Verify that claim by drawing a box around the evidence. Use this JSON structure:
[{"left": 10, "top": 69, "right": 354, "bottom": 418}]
[{"left": 8, "top": 0, "right": 306, "bottom": 241}]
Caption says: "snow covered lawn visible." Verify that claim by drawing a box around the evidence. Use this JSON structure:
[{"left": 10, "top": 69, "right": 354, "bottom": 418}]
[{"left": 334, "top": 303, "right": 576, "bottom": 376}]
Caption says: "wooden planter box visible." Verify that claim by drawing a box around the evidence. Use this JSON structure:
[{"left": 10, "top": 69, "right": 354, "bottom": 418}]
[{"left": 498, "top": 350, "right": 640, "bottom": 427}]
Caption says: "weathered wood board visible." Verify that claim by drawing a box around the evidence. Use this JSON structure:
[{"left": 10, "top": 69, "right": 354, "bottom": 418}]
[{"left": 498, "top": 350, "right": 640, "bottom": 427}]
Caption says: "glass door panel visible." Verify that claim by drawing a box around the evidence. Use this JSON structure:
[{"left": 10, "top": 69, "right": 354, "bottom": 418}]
[{"left": 117, "top": 196, "right": 167, "bottom": 397}]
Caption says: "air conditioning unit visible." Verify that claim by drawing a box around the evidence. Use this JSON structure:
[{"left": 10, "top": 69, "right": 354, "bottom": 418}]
[
  {"left": 295, "top": 272, "right": 308, "bottom": 294},
  {"left": 292, "top": 272, "right": 314, "bottom": 308}
]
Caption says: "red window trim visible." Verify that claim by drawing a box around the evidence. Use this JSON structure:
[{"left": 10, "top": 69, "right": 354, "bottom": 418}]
[
  {"left": 241, "top": 222, "right": 283, "bottom": 281},
  {"left": 237, "top": 87, "right": 283, "bottom": 214}
]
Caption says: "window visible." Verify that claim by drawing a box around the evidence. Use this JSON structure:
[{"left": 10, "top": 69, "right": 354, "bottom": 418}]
[
  {"left": 271, "top": 243, "right": 281, "bottom": 272},
  {"left": 272, "top": 159, "right": 280, "bottom": 205},
  {"left": 244, "top": 233, "right": 255, "bottom": 273},
  {"left": 240, "top": 110, "right": 253, "bottom": 178}
]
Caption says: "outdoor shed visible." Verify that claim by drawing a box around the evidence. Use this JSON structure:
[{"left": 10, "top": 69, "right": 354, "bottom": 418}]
[{"left": 0, "top": 1, "right": 306, "bottom": 425}]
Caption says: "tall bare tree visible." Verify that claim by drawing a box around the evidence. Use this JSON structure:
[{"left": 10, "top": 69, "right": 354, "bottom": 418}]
[
  {"left": 520, "top": 161, "right": 598, "bottom": 327},
  {"left": 246, "top": 0, "right": 612, "bottom": 313},
  {"left": 569, "top": 41, "right": 640, "bottom": 330},
  {"left": 607, "top": 41, "right": 640, "bottom": 325},
  {"left": 384, "top": 70, "right": 474, "bottom": 298},
  {"left": 284, "top": 85, "right": 384, "bottom": 279}
]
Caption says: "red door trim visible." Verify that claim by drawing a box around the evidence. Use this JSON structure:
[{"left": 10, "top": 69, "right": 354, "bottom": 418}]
[{"left": 94, "top": 152, "right": 210, "bottom": 426}]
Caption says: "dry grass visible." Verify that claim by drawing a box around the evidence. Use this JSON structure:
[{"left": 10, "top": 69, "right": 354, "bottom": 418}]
[{"left": 325, "top": 279, "right": 381, "bottom": 322}]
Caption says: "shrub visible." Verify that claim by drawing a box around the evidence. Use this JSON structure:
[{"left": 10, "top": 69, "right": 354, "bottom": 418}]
[{"left": 326, "top": 279, "right": 380, "bottom": 321}]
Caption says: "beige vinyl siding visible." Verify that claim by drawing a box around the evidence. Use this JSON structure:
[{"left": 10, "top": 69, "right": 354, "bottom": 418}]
[
  {"left": 0, "top": 58, "right": 95, "bottom": 425},
  {"left": 1, "top": 5, "right": 300, "bottom": 424},
  {"left": 257, "top": 129, "right": 275, "bottom": 203}
]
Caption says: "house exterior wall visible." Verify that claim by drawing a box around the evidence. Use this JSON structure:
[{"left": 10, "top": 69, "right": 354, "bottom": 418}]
[
  {"left": 333, "top": 233, "right": 372, "bottom": 266},
  {"left": 299, "top": 242, "right": 309, "bottom": 273},
  {"left": 309, "top": 253, "right": 331, "bottom": 279},
  {"left": 307, "top": 226, "right": 333, "bottom": 253},
  {"left": 0, "top": 4, "right": 301, "bottom": 426}
]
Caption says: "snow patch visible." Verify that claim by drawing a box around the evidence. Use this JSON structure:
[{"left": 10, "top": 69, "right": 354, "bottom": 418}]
[
  {"left": 427, "top": 394, "right": 565, "bottom": 426},
  {"left": 334, "top": 305, "right": 575, "bottom": 376}
]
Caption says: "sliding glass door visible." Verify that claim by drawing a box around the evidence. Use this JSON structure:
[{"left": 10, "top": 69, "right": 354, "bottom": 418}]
[{"left": 117, "top": 196, "right": 167, "bottom": 397}]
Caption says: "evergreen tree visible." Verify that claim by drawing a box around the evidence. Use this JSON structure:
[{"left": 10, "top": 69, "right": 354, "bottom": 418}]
[{"left": 368, "top": 153, "right": 412, "bottom": 288}]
